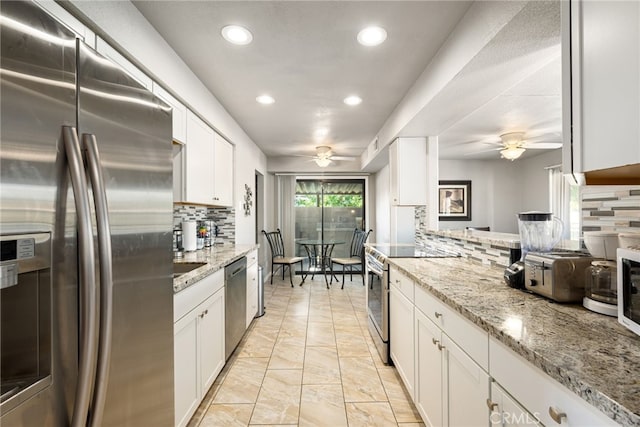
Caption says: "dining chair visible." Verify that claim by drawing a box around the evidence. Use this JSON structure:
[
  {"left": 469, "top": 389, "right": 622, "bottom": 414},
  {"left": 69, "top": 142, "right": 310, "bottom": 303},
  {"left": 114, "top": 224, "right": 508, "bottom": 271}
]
[
  {"left": 262, "top": 229, "right": 306, "bottom": 287},
  {"left": 330, "top": 228, "right": 372, "bottom": 289}
]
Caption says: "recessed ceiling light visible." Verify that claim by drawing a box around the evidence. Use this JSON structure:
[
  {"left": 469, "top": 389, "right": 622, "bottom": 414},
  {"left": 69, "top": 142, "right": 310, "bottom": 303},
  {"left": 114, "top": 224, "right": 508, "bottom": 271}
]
[
  {"left": 221, "top": 25, "right": 253, "bottom": 45},
  {"left": 256, "top": 94, "right": 275, "bottom": 105},
  {"left": 343, "top": 95, "right": 362, "bottom": 106},
  {"left": 357, "top": 26, "right": 387, "bottom": 46}
]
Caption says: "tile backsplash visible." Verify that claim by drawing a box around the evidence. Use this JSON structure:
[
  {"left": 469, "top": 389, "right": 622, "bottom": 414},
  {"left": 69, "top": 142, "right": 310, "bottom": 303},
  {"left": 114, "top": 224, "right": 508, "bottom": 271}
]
[
  {"left": 173, "top": 205, "right": 235, "bottom": 244},
  {"left": 581, "top": 186, "right": 640, "bottom": 232}
]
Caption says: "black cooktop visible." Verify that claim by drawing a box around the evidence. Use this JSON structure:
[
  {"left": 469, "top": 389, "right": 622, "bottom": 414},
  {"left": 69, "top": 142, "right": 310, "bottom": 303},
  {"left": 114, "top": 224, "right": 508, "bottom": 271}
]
[{"left": 368, "top": 244, "right": 460, "bottom": 258}]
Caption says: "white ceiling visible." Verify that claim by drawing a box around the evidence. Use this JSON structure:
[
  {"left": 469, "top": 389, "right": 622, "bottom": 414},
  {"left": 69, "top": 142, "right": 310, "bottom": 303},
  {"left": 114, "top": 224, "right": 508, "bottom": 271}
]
[{"left": 132, "top": 0, "right": 561, "bottom": 167}]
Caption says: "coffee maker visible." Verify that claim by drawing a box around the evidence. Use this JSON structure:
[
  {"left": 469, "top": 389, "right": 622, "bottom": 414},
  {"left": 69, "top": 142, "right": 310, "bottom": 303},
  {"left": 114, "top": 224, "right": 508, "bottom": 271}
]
[{"left": 504, "top": 212, "right": 563, "bottom": 288}]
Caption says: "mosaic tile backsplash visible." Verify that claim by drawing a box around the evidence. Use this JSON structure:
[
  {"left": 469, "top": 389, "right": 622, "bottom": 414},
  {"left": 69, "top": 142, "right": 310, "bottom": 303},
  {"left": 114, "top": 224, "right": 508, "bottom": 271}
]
[
  {"left": 414, "top": 206, "right": 516, "bottom": 268},
  {"left": 581, "top": 186, "right": 640, "bottom": 232},
  {"left": 173, "top": 205, "right": 235, "bottom": 245}
]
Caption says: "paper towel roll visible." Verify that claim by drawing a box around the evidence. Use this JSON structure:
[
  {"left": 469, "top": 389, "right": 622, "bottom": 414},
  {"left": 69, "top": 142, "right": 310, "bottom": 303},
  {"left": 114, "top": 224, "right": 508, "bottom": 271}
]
[{"left": 182, "top": 221, "right": 197, "bottom": 252}]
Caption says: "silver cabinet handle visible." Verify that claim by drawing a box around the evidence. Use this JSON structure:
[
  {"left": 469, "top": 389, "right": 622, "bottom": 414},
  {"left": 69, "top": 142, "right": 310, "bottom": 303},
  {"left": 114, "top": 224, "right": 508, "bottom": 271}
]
[
  {"left": 486, "top": 399, "right": 498, "bottom": 411},
  {"left": 64, "top": 126, "right": 98, "bottom": 427},
  {"left": 549, "top": 407, "right": 567, "bottom": 424},
  {"left": 435, "top": 312, "right": 443, "bottom": 318},
  {"left": 83, "top": 134, "right": 114, "bottom": 427},
  {"left": 432, "top": 338, "right": 439, "bottom": 345},
  {"left": 437, "top": 343, "right": 445, "bottom": 351}
]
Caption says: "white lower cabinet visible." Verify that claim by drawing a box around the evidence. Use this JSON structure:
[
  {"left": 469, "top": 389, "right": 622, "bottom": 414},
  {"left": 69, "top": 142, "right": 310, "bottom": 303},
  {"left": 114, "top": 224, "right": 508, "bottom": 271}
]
[
  {"left": 489, "top": 337, "right": 617, "bottom": 427},
  {"left": 414, "top": 309, "right": 443, "bottom": 427},
  {"left": 246, "top": 251, "right": 259, "bottom": 328},
  {"left": 390, "top": 282, "right": 415, "bottom": 398},
  {"left": 174, "top": 270, "right": 225, "bottom": 427},
  {"left": 444, "top": 334, "right": 490, "bottom": 427},
  {"left": 489, "top": 381, "right": 541, "bottom": 427}
]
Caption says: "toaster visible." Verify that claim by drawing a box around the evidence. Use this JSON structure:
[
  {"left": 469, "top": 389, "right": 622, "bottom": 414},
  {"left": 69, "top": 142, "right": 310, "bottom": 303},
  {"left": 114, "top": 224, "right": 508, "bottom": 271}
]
[{"left": 524, "top": 252, "right": 595, "bottom": 302}]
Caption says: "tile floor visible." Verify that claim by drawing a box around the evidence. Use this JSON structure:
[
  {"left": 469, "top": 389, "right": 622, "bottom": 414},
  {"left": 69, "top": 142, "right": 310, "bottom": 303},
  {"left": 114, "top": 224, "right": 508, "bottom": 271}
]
[{"left": 187, "top": 272, "right": 425, "bottom": 427}]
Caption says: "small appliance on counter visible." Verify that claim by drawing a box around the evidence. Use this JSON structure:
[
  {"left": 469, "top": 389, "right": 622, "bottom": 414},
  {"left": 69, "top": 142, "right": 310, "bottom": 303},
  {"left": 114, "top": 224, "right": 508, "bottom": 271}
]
[
  {"left": 583, "top": 231, "right": 640, "bottom": 316},
  {"left": 617, "top": 247, "right": 640, "bottom": 336},
  {"left": 504, "top": 212, "right": 564, "bottom": 289},
  {"left": 173, "top": 228, "right": 183, "bottom": 258},
  {"left": 524, "top": 252, "right": 594, "bottom": 302}
]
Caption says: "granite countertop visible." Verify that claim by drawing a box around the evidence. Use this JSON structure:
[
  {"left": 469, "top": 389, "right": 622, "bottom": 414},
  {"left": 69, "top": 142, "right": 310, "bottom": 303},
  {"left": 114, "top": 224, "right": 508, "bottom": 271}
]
[
  {"left": 428, "top": 229, "right": 522, "bottom": 248},
  {"left": 173, "top": 244, "right": 258, "bottom": 293},
  {"left": 389, "top": 256, "right": 640, "bottom": 426}
]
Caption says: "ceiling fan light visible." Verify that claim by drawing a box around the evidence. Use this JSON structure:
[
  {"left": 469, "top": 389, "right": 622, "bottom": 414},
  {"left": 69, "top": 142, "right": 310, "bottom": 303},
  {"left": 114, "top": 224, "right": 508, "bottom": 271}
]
[
  {"left": 315, "top": 145, "right": 332, "bottom": 158},
  {"left": 500, "top": 147, "right": 525, "bottom": 161},
  {"left": 315, "top": 157, "right": 332, "bottom": 167}
]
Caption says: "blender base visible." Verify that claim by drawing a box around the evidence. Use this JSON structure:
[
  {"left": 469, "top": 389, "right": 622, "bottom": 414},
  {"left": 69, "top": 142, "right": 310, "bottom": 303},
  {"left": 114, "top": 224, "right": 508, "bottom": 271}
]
[{"left": 583, "top": 297, "right": 617, "bottom": 317}]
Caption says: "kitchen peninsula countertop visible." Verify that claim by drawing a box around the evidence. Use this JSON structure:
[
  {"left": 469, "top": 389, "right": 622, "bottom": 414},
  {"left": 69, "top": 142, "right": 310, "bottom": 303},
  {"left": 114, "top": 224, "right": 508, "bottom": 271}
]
[
  {"left": 173, "top": 244, "right": 257, "bottom": 293},
  {"left": 389, "top": 256, "right": 640, "bottom": 426},
  {"left": 428, "top": 228, "right": 582, "bottom": 251}
]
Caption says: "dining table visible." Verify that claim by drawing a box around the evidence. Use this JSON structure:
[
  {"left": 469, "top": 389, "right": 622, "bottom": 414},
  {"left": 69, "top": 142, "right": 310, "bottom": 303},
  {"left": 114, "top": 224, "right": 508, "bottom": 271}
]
[{"left": 296, "top": 239, "right": 345, "bottom": 288}]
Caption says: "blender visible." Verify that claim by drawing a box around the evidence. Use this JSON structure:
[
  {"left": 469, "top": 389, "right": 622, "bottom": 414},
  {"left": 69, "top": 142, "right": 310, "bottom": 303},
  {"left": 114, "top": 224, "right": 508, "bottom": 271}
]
[{"left": 504, "top": 212, "right": 563, "bottom": 289}]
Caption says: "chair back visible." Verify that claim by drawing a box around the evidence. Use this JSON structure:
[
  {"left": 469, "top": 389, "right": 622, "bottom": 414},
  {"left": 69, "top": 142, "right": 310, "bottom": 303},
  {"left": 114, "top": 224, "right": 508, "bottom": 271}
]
[
  {"left": 262, "top": 229, "right": 286, "bottom": 258},
  {"left": 349, "top": 228, "right": 372, "bottom": 258}
]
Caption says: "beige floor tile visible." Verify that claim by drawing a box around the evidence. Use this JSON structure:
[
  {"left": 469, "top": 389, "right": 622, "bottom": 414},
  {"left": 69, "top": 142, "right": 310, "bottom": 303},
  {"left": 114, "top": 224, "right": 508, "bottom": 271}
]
[
  {"left": 340, "top": 357, "right": 388, "bottom": 402},
  {"left": 346, "top": 402, "right": 398, "bottom": 427},
  {"left": 213, "top": 358, "right": 269, "bottom": 404},
  {"left": 200, "top": 403, "right": 253, "bottom": 427},
  {"left": 306, "top": 321, "right": 335, "bottom": 347},
  {"left": 250, "top": 370, "right": 302, "bottom": 425},
  {"left": 269, "top": 342, "right": 306, "bottom": 369},
  {"left": 237, "top": 327, "right": 278, "bottom": 358},
  {"left": 299, "top": 384, "right": 348, "bottom": 427},
  {"left": 378, "top": 367, "right": 422, "bottom": 423},
  {"left": 302, "top": 346, "right": 341, "bottom": 385},
  {"left": 335, "top": 327, "right": 371, "bottom": 358}
]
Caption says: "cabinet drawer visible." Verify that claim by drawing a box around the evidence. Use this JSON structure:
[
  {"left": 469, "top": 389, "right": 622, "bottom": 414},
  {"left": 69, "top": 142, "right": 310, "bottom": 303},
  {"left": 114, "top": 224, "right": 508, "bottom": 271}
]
[
  {"left": 489, "top": 337, "right": 617, "bottom": 426},
  {"left": 415, "top": 285, "right": 488, "bottom": 370},
  {"left": 246, "top": 249, "right": 258, "bottom": 267},
  {"left": 390, "top": 266, "right": 414, "bottom": 302},
  {"left": 174, "top": 269, "right": 224, "bottom": 322}
]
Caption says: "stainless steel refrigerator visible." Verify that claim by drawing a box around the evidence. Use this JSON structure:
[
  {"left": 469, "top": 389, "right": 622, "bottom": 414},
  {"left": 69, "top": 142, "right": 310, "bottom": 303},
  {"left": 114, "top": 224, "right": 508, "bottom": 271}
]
[{"left": 0, "top": 1, "right": 174, "bottom": 425}]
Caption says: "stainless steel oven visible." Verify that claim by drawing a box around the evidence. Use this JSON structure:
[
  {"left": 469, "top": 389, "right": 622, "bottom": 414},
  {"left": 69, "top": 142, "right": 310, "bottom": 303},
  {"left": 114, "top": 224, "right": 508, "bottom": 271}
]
[
  {"left": 365, "top": 244, "right": 460, "bottom": 365},
  {"left": 365, "top": 250, "right": 389, "bottom": 364}
]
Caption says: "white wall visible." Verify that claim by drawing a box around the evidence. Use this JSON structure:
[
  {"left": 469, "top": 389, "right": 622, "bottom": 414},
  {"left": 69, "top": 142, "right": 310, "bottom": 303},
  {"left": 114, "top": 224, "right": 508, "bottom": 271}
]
[
  {"left": 439, "top": 149, "right": 562, "bottom": 233},
  {"left": 374, "top": 165, "right": 391, "bottom": 244},
  {"left": 66, "top": 0, "right": 268, "bottom": 245}
]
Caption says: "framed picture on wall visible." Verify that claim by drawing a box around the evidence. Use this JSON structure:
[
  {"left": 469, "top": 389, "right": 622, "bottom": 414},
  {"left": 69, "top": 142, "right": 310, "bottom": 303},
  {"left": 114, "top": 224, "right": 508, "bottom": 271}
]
[{"left": 438, "top": 180, "right": 471, "bottom": 221}]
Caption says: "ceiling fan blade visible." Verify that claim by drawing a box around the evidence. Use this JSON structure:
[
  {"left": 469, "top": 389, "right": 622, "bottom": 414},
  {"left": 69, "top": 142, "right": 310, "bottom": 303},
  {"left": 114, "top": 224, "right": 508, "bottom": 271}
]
[
  {"left": 330, "top": 156, "right": 357, "bottom": 161},
  {"left": 462, "top": 147, "right": 501, "bottom": 156},
  {"left": 522, "top": 142, "right": 562, "bottom": 149}
]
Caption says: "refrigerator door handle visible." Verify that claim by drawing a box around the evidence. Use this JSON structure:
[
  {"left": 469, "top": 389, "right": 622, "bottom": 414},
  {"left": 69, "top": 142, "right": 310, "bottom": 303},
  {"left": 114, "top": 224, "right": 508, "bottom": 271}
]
[
  {"left": 83, "top": 133, "right": 114, "bottom": 427},
  {"left": 62, "top": 126, "right": 99, "bottom": 427}
]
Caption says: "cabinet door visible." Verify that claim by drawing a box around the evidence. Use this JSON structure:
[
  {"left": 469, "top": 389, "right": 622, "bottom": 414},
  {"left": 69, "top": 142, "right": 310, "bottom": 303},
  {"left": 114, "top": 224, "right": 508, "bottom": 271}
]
[
  {"left": 34, "top": 0, "right": 96, "bottom": 46},
  {"left": 199, "top": 288, "right": 225, "bottom": 395},
  {"left": 246, "top": 262, "right": 258, "bottom": 327},
  {"left": 389, "top": 284, "right": 415, "bottom": 398},
  {"left": 414, "top": 309, "right": 443, "bottom": 427},
  {"left": 174, "top": 310, "right": 199, "bottom": 427},
  {"left": 152, "top": 83, "right": 187, "bottom": 144},
  {"left": 185, "top": 111, "right": 215, "bottom": 205},
  {"left": 489, "top": 382, "right": 542, "bottom": 427},
  {"left": 213, "top": 134, "right": 233, "bottom": 207},
  {"left": 389, "top": 138, "right": 427, "bottom": 206},
  {"left": 443, "top": 335, "right": 489, "bottom": 427}
]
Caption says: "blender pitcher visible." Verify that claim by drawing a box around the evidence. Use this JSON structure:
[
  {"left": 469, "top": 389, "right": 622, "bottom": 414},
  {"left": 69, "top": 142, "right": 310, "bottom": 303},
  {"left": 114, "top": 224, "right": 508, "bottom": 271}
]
[{"left": 517, "top": 211, "right": 564, "bottom": 259}]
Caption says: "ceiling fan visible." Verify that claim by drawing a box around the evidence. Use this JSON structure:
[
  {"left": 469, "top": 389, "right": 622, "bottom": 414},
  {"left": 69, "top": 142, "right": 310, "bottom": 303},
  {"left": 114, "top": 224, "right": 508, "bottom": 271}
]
[
  {"left": 305, "top": 146, "right": 358, "bottom": 167},
  {"left": 469, "top": 132, "right": 562, "bottom": 161}
]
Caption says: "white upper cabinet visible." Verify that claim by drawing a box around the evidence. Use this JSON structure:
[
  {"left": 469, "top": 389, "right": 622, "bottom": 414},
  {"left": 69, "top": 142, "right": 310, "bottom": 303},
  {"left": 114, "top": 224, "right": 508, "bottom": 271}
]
[
  {"left": 213, "top": 133, "right": 234, "bottom": 207},
  {"left": 152, "top": 83, "right": 187, "bottom": 144},
  {"left": 184, "top": 110, "right": 215, "bottom": 205},
  {"left": 389, "top": 137, "right": 427, "bottom": 205},
  {"left": 562, "top": 0, "right": 640, "bottom": 183},
  {"left": 96, "top": 37, "right": 153, "bottom": 90}
]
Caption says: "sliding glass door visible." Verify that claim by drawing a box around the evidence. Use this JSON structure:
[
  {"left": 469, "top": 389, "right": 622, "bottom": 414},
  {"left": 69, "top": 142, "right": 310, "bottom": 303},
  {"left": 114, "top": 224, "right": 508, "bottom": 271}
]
[{"left": 294, "top": 179, "right": 365, "bottom": 272}]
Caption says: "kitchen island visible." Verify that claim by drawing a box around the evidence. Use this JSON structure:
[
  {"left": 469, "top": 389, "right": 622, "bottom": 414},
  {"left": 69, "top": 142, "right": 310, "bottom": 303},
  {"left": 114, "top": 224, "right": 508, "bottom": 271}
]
[{"left": 389, "top": 255, "right": 639, "bottom": 426}]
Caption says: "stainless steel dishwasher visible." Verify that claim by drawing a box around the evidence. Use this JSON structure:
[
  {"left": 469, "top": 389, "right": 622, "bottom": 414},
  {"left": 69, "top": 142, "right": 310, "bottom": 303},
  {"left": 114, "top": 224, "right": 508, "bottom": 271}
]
[{"left": 225, "top": 257, "right": 247, "bottom": 360}]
